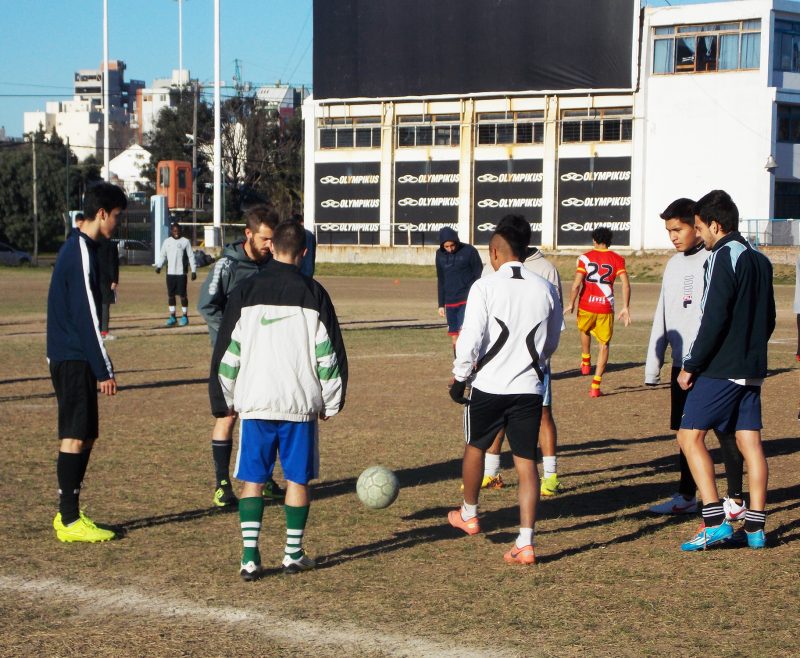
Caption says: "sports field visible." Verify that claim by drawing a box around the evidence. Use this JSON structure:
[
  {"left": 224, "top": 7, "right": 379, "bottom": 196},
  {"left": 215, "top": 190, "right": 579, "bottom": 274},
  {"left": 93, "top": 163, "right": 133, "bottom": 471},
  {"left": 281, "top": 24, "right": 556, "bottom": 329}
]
[{"left": 0, "top": 263, "right": 797, "bottom": 657}]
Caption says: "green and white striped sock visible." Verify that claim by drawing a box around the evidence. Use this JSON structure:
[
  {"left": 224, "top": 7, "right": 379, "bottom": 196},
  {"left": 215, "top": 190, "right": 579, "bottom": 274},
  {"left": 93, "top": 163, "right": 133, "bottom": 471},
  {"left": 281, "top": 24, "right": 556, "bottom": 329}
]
[
  {"left": 284, "top": 504, "right": 310, "bottom": 560},
  {"left": 239, "top": 496, "right": 264, "bottom": 565}
]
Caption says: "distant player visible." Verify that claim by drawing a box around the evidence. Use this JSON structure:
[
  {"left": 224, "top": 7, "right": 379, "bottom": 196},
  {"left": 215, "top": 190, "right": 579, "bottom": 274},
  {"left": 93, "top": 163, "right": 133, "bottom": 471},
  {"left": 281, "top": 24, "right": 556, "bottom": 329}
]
[
  {"left": 478, "top": 215, "right": 565, "bottom": 496},
  {"left": 155, "top": 222, "right": 197, "bottom": 326},
  {"left": 212, "top": 221, "right": 348, "bottom": 580},
  {"left": 96, "top": 233, "right": 119, "bottom": 341},
  {"left": 448, "top": 225, "right": 562, "bottom": 565},
  {"left": 645, "top": 198, "right": 745, "bottom": 520},
  {"left": 677, "top": 190, "right": 775, "bottom": 551},
  {"left": 435, "top": 227, "right": 483, "bottom": 353},
  {"left": 565, "top": 227, "right": 631, "bottom": 397},
  {"left": 47, "top": 182, "right": 126, "bottom": 543},
  {"left": 199, "top": 205, "right": 281, "bottom": 508}
]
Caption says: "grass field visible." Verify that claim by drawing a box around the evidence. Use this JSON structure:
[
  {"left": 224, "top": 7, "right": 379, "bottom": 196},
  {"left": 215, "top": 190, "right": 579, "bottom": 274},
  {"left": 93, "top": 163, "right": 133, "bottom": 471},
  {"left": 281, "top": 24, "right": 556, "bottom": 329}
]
[{"left": 0, "top": 264, "right": 798, "bottom": 657}]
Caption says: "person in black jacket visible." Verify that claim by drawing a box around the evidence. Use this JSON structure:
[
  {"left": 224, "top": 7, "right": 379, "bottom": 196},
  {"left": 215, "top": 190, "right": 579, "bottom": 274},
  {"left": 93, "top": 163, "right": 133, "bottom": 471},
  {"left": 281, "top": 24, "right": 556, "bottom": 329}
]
[
  {"left": 96, "top": 234, "right": 120, "bottom": 340},
  {"left": 435, "top": 227, "right": 483, "bottom": 353},
  {"left": 676, "top": 190, "right": 776, "bottom": 552}
]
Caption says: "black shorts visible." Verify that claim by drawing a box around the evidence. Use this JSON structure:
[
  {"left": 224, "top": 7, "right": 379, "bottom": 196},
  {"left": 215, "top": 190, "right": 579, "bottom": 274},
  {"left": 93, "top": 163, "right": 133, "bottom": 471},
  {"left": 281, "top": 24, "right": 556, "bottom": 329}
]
[
  {"left": 670, "top": 366, "right": 689, "bottom": 431},
  {"left": 50, "top": 360, "right": 98, "bottom": 440},
  {"left": 464, "top": 388, "right": 542, "bottom": 460},
  {"left": 166, "top": 274, "right": 188, "bottom": 298}
]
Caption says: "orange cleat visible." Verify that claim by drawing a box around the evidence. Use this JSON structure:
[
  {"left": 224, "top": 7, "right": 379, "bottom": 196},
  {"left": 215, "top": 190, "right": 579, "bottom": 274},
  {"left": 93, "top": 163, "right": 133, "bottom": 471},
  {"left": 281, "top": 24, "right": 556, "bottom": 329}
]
[
  {"left": 447, "top": 509, "right": 481, "bottom": 535},
  {"left": 580, "top": 363, "right": 592, "bottom": 376},
  {"left": 589, "top": 388, "right": 602, "bottom": 398},
  {"left": 504, "top": 544, "right": 535, "bottom": 565}
]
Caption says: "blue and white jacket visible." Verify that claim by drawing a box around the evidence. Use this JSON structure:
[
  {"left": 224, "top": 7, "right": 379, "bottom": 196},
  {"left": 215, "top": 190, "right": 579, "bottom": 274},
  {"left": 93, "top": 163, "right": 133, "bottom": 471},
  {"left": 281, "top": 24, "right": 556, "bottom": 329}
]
[{"left": 46, "top": 229, "right": 114, "bottom": 381}]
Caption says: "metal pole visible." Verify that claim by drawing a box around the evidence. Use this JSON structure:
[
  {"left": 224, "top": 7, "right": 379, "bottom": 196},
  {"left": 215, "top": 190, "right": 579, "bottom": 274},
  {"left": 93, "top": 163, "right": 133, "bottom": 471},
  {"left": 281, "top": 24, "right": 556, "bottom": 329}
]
[
  {"left": 103, "top": 0, "right": 110, "bottom": 179},
  {"left": 212, "top": 0, "right": 221, "bottom": 248},
  {"left": 192, "top": 80, "right": 198, "bottom": 244},
  {"left": 178, "top": 0, "right": 183, "bottom": 93},
  {"left": 65, "top": 137, "right": 70, "bottom": 239},
  {"left": 32, "top": 136, "right": 39, "bottom": 266}
]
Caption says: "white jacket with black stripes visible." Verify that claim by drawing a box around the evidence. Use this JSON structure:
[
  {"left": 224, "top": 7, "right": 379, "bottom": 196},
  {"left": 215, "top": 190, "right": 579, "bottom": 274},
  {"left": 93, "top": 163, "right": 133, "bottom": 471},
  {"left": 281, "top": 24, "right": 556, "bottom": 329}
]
[{"left": 453, "top": 261, "right": 562, "bottom": 396}]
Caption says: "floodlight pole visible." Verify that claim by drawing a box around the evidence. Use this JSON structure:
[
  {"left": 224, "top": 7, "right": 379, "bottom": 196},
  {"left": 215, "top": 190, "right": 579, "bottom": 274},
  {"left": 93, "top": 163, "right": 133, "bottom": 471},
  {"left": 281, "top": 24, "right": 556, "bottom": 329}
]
[
  {"left": 212, "top": 0, "right": 221, "bottom": 248},
  {"left": 102, "top": 0, "right": 110, "bottom": 180},
  {"left": 31, "top": 135, "right": 39, "bottom": 266}
]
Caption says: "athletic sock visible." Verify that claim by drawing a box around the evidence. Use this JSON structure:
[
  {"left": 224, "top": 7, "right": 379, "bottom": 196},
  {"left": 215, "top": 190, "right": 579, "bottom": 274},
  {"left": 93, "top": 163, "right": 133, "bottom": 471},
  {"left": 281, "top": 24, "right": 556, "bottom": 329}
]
[
  {"left": 516, "top": 527, "right": 533, "bottom": 549},
  {"left": 484, "top": 452, "right": 501, "bottom": 478},
  {"left": 211, "top": 439, "right": 233, "bottom": 486},
  {"left": 701, "top": 502, "right": 726, "bottom": 528},
  {"left": 542, "top": 456, "right": 557, "bottom": 478},
  {"left": 744, "top": 509, "right": 766, "bottom": 533},
  {"left": 239, "top": 496, "right": 264, "bottom": 565},
  {"left": 181, "top": 306, "right": 188, "bottom": 316},
  {"left": 461, "top": 500, "right": 478, "bottom": 521},
  {"left": 57, "top": 452, "right": 83, "bottom": 525},
  {"left": 168, "top": 306, "right": 176, "bottom": 316},
  {"left": 581, "top": 352, "right": 591, "bottom": 365},
  {"left": 285, "top": 504, "right": 310, "bottom": 560},
  {"left": 591, "top": 375, "right": 602, "bottom": 391}
]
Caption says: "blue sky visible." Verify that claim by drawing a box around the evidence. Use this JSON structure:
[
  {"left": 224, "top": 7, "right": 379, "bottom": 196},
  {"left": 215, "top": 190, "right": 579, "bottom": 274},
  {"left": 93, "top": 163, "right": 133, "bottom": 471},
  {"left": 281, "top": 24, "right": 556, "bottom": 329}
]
[
  {"left": 0, "top": 0, "right": 720, "bottom": 138},
  {"left": 0, "top": 0, "right": 313, "bottom": 137}
]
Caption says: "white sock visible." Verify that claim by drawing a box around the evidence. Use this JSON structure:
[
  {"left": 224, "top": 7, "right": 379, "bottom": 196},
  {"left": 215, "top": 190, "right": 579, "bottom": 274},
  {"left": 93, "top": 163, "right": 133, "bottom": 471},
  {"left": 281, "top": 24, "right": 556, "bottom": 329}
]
[
  {"left": 169, "top": 305, "right": 176, "bottom": 315},
  {"left": 542, "top": 456, "right": 557, "bottom": 478},
  {"left": 516, "top": 527, "right": 533, "bottom": 548},
  {"left": 484, "top": 452, "right": 501, "bottom": 477},
  {"left": 181, "top": 306, "right": 188, "bottom": 316},
  {"left": 461, "top": 501, "right": 478, "bottom": 520}
]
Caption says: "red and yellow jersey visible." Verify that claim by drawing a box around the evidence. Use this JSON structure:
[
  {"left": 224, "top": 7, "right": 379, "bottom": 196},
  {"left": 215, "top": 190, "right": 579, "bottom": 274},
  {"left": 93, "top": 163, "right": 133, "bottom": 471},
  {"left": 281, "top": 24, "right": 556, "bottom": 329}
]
[{"left": 576, "top": 249, "right": 626, "bottom": 313}]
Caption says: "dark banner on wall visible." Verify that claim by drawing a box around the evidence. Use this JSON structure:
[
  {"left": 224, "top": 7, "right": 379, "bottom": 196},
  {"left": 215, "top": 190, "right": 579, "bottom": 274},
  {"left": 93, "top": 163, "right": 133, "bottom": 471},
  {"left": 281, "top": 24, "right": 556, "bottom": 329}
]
[
  {"left": 314, "top": 0, "right": 635, "bottom": 99},
  {"left": 315, "top": 162, "right": 380, "bottom": 245},
  {"left": 473, "top": 160, "right": 543, "bottom": 246},
  {"left": 556, "top": 157, "right": 632, "bottom": 247},
  {"left": 394, "top": 161, "right": 459, "bottom": 247}
]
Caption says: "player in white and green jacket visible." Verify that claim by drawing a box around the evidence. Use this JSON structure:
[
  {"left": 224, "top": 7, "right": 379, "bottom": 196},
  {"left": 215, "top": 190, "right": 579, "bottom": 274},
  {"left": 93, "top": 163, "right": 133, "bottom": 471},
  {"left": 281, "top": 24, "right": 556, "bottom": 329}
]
[{"left": 210, "top": 221, "right": 348, "bottom": 580}]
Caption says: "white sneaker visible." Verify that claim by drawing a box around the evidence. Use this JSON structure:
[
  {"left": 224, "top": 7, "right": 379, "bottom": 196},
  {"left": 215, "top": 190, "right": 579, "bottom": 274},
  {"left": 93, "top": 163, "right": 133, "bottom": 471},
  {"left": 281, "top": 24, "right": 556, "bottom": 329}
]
[
  {"left": 103, "top": 334, "right": 116, "bottom": 341},
  {"left": 282, "top": 550, "right": 316, "bottom": 574},
  {"left": 648, "top": 493, "right": 698, "bottom": 515},
  {"left": 723, "top": 497, "right": 747, "bottom": 521},
  {"left": 239, "top": 560, "right": 267, "bottom": 582}
]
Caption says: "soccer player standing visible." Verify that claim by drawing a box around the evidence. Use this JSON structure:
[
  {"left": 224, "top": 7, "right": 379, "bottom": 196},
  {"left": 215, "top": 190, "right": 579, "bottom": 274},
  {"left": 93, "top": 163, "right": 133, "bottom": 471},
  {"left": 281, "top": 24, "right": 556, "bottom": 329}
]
[
  {"left": 677, "top": 190, "right": 775, "bottom": 551},
  {"left": 155, "top": 222, "right": 197, "bottom": 327},
  {"left": 645, "top": 198, "right": 745, "bottom": 519},
  {"left": 47, "top": 183, "right": 126, "bottom": 542},
  {"left": 565, "top": 227, "right": 631, "bottom": 397},
  {"left": 200, "top": 205, "right": 281, "bottom": 508},
  {"left": 212, "top": 221, "right": 348, "bottom": 580},
  {"left": 448, "top": 225, "right": 562, "bottom": 565}
]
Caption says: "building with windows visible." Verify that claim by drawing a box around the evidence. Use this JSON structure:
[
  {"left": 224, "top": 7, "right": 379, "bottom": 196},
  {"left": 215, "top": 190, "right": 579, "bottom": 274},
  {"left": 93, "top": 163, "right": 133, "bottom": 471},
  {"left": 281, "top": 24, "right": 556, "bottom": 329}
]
[{"left": 304, "top": 0, "right": 800, "bottom": 256}]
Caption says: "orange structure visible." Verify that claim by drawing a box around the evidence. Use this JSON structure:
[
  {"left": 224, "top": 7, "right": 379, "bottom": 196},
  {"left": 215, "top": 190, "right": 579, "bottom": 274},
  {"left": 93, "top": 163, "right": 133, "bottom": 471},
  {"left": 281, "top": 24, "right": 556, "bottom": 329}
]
[{"left": 156, "top": 160, "right": 193, "bottom": 209}]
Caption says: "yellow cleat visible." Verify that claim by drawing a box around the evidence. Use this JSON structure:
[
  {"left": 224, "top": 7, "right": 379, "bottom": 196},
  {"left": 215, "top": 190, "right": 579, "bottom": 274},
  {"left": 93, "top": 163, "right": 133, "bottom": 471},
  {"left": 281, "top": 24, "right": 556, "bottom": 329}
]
[
  {"left": 53, "top": 512, "right": 115, "bottom": 543},
  {"left": 540, "top": 474, "right": 562, "bottom": 496}
]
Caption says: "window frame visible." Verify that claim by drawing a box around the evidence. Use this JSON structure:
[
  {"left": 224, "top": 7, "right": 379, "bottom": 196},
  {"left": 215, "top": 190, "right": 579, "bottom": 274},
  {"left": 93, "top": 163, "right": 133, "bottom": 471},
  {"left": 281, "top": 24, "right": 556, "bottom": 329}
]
[
  {"left": 318, "top": 116, "right": 382, "bottom": 150},
  {"left": 395, "top": 114, "right": 461, "bottom": 148},
  {"left": 559, "top": 107, "right": 633, "bottom": 144}
]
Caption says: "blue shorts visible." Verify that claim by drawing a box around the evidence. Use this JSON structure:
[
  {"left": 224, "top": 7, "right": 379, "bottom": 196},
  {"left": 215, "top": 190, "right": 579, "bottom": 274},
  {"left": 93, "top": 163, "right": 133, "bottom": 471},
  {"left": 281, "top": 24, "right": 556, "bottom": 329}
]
[
  {"left": 680, "top": 376, "right": 762, "bottom": 432},
  {"left": 445, "top": 303, "right": 466, "bottom": 335},
  {"left": 235, "top": 419, "right": 319, "bottom": 485}
]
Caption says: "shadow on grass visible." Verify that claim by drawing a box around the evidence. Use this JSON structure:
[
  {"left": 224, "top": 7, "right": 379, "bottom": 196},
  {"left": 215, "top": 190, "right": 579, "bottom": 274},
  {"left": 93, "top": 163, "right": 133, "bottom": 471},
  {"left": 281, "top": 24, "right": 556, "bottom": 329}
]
[
  {"left": 552, "top": 361, "right": 645, "bottom": 381},
  {"left": 0, "top": 365, "right": 193, "bottom": 387}
]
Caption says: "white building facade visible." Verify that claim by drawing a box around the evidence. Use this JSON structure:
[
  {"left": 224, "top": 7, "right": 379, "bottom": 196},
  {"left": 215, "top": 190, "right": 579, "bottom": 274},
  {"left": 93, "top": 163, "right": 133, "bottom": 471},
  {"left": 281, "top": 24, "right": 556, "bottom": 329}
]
[{"left": 304, "top": 0, "right": 800, "bottom": 255}]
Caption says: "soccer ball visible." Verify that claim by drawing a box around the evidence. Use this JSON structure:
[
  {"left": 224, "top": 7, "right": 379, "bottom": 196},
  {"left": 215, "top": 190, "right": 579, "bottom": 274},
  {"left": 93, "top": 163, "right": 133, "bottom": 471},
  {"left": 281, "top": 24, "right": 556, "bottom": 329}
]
[{"left": 356, "top": 465, "right": 399, "bottom": 509}]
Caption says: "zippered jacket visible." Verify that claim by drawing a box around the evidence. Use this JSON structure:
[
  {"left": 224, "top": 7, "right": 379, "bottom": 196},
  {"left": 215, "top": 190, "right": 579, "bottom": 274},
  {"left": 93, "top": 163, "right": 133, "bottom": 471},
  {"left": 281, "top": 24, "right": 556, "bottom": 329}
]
[
  {"left": 645, "top": 243, "right": 707, "bottom": 384},
  {"left": 46, "top": 229, "right": 114, "bottom": 380},
  {"left": 683, "top": 232, "right": 775, "bottom": 379},
  {"left": 453, "top": 261, "right": 562, "bottom": 395},
  {"left": 156, "top": 236, "right": 196, "bottom": 275},
  {"left": 209, "top": 259, "right": 348, "bottom": 420},
  {"left": 197, "top": 241, "right": 268, "bottom": 345},
  {"left": 435, "top": 227, "right": 483, "bottom": 307}
]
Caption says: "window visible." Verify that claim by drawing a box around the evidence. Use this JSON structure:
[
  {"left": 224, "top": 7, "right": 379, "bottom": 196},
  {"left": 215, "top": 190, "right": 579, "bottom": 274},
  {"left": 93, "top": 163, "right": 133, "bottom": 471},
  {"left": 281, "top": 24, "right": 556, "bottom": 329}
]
[
  {"left": 396, "top": 115, "right": 460, "bottom": 147},
  {"left": 775, "top": 181, "right": 800, "bottom": 218},
  {"left": 178, "top": 169, "right": 187, "bottom": 189},
  {"left": 653, "top": 20, "right": 761, "bottom": 75},
  {"left": 318, "top": 116, "right": 381, "bottom": 149},
  {"left": 773, "top": 19, "right": 800, "bottom": 72},
  {"left": 777, "top": 104, "right": 800, "bottom": 143},
  {"left": 159, "top": 167, "right": 170, "bottom": 187},
  {"left": 560, "top": 108, "right": 633, "bottom": 143},
  {"left": 476, "top": 111, "right": 544, "bottom": 145}
]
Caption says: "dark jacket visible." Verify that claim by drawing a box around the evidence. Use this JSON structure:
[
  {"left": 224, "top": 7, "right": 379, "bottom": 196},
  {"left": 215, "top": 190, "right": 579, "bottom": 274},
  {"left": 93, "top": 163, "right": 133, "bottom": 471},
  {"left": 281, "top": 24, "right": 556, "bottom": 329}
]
[
  {"left": 435, "top": 227, "right": 483, "bottom": 307},
  {"left": 683, "top": 232, "right": 775, "bottom": 379},
  {"left": 300, "top": 228, "right": 316, "bottom": 277},
  {"left": 96, "top": 237, "right": 119, "bottom": 304},
  {"left": 46, "top": 229, "right": 114, "bottom": 381}
]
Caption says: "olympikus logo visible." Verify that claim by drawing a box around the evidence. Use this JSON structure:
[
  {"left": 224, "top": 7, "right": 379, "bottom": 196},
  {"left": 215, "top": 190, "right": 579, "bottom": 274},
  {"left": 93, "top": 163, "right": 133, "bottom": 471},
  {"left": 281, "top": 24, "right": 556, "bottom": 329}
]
[
  {"left": 560, "top": 171, "right": 631, "bottom": 182},
  {"left": 561, "top": 221, "right": 631, "bottom": 232},
  {"left": 319, "top": 175, "right": 380, "bottom": 185},
  {"left": 476, "top": 173, "right": 543, "bottom": 183},
  {"left": 477, "top": 222, "right": 543, "bottom": 232},
  {"left": 477, "top": 198, "right": 543, "bottom": 209},
  {"left": 396, "top": 223, "right": 457, "bottom": 232},
  {"left": 316, "top": 223, "right": 380, "bottom": 232},
  {"left": 561, "top": 197, "right": 631, "bottom": 207},
  {"left": 319, "top": 199, "right": 380, "bottom": 209},
  {"left": 397, "top": 197, "right": 459, "bottom": 207},
  {"left": 397, "top": 174, "right": 459, "bottom": 184}
]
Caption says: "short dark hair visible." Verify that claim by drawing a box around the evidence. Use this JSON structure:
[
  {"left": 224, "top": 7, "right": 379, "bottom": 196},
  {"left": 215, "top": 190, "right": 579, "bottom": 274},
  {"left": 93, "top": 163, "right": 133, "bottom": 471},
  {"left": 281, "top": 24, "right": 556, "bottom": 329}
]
[
  {"left": 495, "top": 214, "right": 531, "bottom": 247},
  {"left": 271, "top": 220, "right": 306, "bottom": 258},
  {"left": 244, "top": 205, "right": 280, "bottom": 233},
  {"left": 693, "top": 190, "right": 739, "bottom": 233},
  {"left": 592, "top": 227, "right": 613, "bottom": 247},
  {"left": 659, "top": 198, "right": 696, "bottom": 225},
  {"left": 493, "top": 226, "right": 526, "bottom": 260},
  {"left": 83, "top": 183, "right": 127, "bottom": 220}
]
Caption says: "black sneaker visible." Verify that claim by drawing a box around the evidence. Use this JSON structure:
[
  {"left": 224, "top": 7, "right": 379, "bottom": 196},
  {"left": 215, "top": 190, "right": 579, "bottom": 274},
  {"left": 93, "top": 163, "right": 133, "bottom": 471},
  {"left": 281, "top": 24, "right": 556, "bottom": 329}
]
[
  {"left": 213, "top": 480, "right": 238, "bottom": 508},
  {"left": 240, "top": 561, "right": 267, "bottom": 582},
  {"left": 263, "top": 478, "right": 285, "bottom": 501}
]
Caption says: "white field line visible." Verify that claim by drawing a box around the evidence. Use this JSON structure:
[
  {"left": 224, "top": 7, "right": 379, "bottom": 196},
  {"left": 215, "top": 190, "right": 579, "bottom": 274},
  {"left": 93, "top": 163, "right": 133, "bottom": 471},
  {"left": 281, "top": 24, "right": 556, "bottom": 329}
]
[{"left": 0, "top": 575, "right": 507, "bottom": 658}]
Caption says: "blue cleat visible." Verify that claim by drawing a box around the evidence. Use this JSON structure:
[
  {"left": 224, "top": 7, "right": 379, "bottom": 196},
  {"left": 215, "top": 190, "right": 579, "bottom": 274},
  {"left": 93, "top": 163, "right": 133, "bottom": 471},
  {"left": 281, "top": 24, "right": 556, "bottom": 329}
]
[
  {"left": 165, "top": 315, "right": 177, "bottom": 327},
  {"left": 681, "top": 521, "right": 734, "bottom": 551},
  {"left": 178, "top": 315, "right": 189, "bottom": 327},
  {"left": 746, "top": 529, "right": 766, "bottom": 549}
]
